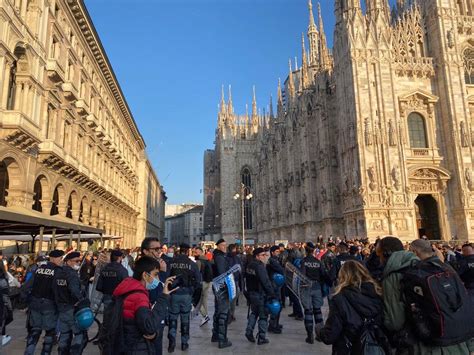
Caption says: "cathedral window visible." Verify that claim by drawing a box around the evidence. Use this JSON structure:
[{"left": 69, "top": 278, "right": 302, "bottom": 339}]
[
  {"left": 241, "top": 168, "right": 252, "bottom": 230},
  {"left": 464, "top": 47, "right": 474, "bottom": 85},
  {"left": 408, "top": 113, "right": 428, "bottom": 148}
]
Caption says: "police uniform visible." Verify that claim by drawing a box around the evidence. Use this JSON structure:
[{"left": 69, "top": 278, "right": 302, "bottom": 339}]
[
  {"left": 458, "top": 254, "right": 474, "bottom": 296},
  {"left": 301, "top": 246, "right": 325, "bottom": 344},
  {"left": 245, "top": 249, "right": 276, "bottom": 344},
  {"left": 167, "top": 247, "right": 202, "bottom": 352},
  {"left": 24, "top": 251, "right": 63, "bottom": 355},
  {"left": 53, "top": 252, "right": 87, "bottom": 355},
  {"left": 267, "top": 249, "right": 285, "bottom": 333},
  {"left": 96, "top": 257, "right": 128, "bottom": 307},
  {"left": 211, "top": 240, "right": 232, "bottom": 348},
  {"left": 334, "top": 252, "right": 357, "bottom": 280}
]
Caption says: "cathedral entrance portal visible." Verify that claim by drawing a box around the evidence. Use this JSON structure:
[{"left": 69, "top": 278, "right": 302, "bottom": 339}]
[{"left": 414, "top": 195, "right": 441, "bottom": 240}]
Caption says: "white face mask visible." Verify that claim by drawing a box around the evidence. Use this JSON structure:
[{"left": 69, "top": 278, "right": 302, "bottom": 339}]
[
  {"left": 72, "top": 264, "right": 81, "bottom": 271},
  {"left": 166, "top": 253, "right": 174, "bottom": 258}
]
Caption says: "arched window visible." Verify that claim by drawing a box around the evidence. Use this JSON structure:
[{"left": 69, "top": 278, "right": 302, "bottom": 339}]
[
  {"left": 6, "top": 61, "right": 17, "bottom": 110},
  {"left": 464, "top": 47, "right": 474, "bottom": 85},
  {"left": 0, "top": 162, "right": 8, "bottom": 207},
  {"left": 408, "top": 113, "right": 428, "bottom": 148},
  {"left": 241, "top": 168, "right": 252, "bottom": 230},
  {"left": 32, "top": 178, "right": 42, "bottom": 212}
]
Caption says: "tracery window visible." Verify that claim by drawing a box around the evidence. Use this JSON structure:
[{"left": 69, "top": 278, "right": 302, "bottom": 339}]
[
  {"left": 241, "top": 168, "right": 252, "bottom": 230},
  {"left": 408, "top": 112, "right": 428, "bottom": 148},
  {"left": 464, "top": 47, "right": 474, "bottom": 85}
]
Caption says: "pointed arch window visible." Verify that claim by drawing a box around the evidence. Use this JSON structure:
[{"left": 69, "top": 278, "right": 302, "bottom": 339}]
[
  {"left": 408, "top": 112, "right": 428, "bottom": 148},
  {"left": 464, "top": 47, "right": 474, "bottom": 85},
  {"left": 241, "top": 168, "right": 252, "bottom": 230}
]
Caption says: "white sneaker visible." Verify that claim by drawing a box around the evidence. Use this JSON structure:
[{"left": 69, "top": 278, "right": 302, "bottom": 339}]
[
  {"left": 2, "top": 335, "right": 11, "bottom": 346},
  {"left": 200, "top": 315, "right": 210, "bottom": 327}
]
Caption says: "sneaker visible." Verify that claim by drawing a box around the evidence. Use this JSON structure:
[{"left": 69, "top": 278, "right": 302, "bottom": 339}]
[
  {"left": 245, "top": 332, "right": 256, "bottom": 343},
  {"left": 257, "top": 338, "right": 269, "bottom": 345},
  {"left": 2, "top": 335, "right": 11, "bottom": 346},
  {"left": 200, "top": 315, "right": 210, "bottom": 327},
  {"left": 218, "top": 340, "right": 232, "bottom": 349}
]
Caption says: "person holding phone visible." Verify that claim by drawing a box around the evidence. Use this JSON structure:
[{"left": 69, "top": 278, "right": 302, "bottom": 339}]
[{"left": 112, "top": 256, "right": 177, "bottom": 354}]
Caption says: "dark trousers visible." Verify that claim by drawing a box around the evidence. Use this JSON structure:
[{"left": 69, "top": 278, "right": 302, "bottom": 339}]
[
  {"left": 246, "top": 293, "right": 269, "bottom": 340},
  {"left": 168, "top": 293, "right": 192, "bottom": 345},
  {"left": 212, "top": 293, "right": 230, "bottom": 342},
  {"left": 304, "top": 284, "right": 324, "bottom": 336},
  {"left": 288, "top": 290, "right": 303, "bottom": 317}
]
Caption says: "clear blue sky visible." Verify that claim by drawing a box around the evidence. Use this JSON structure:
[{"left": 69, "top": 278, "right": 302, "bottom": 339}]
[{"left": 84, "top": 0, "right": 394, "bottom": 204}]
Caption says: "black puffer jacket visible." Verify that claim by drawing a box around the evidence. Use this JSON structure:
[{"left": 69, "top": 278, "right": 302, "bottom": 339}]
[{"left": 317, "top": 282, "right": 384, "bottom": 355}]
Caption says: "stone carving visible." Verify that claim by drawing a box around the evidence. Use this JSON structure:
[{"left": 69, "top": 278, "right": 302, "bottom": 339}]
[
  {"left": 319, "top": 149, "right": 327, "bottom": 168},
  {"left": 461, "top": 121, "right": 470, "bottom": 147},
  {"left": 391, "top": 165, "right": 401, "bottom": 191},
  {"left": 288, "top": 172, "right": 294, "bottom": 187},
  {"left": 352, "top": 169, "right": 359, "bottom": 189},
  {"left": 364, "top": 118, "right": 373, "bottom": 146},
  {"left": 330, "top": 146, "right": 338, "bottom": 167},
  {"left": 321, "top": 187, "right": 328, "bottom": 205},
  {"left": 302, "top": 194, "right": 308, "bottom": 211},
  {"left": 466, "top": 168, "right": 474, "bottom": 191},
  {"left": 310, "top": 161, "right": 317, "bottom": 178},
  {"left": 334, "top": 187, "right": 341, "bottom": 205},
  {"left": 388, "top": 120, "right": 397, "bottom": 146},
  {"left": 367, "top": 166, "right": 378, "bottom": 191},
  {"left": 283, "top": 178, "right": 288, "bottom": 193},
  {"left": 301, "top": 162, "right": 306, "bottom": 180},
  {"left": 295, "top": 171, "right": 301, "bottom": 186}
]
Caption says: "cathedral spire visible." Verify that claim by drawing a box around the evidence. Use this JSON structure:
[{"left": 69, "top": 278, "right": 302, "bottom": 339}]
[
  {"left": 220, "top": 85, "right": 226, "bottom": 114},
  {"left": 318, "top": 3, "right": 330, "bottom": 70},
  {"left": 277, "top": 78, "right": 284, "bottom": 116},
  {"left": 300, "top": 33, "right": 309, "bottom": 91},
  {"left": 252, "top": 85, "right": 258, "bottom": 118},
  {"left": 308, "top": 0, "right": 319, "bottom": 67},
  {"left": 269, "top": 94, "right": 274, "bottom": 119},
  {"left": 227, "top": 85, "right": 234, "bottom": 115},
  {"left": 288, "top": 59, "right": 295, "bottom": 99}
]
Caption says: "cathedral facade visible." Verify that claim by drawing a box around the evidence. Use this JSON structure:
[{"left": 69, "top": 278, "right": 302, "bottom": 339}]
[{"left": 204, "top": 0, "right": 474, "bottom": 243}]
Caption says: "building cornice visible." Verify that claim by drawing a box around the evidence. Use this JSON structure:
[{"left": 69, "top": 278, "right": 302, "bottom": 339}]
[{"left": 65, "top": 0, "right": 146, "bottom": 150}]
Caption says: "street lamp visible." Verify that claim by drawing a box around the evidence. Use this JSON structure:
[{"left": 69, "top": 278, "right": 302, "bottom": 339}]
[{"left": 233, "top": 183, "right": 252, "bottom": 249}]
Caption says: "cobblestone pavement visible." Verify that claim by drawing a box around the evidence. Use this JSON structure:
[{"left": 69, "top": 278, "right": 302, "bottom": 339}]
[{"left": 5, "top": 296, "right": 332, "bottom": 355}]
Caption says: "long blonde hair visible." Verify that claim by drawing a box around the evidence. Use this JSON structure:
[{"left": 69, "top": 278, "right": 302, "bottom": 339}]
[{"left": 333, "top": 260, "right": 382, "bottom": 296}]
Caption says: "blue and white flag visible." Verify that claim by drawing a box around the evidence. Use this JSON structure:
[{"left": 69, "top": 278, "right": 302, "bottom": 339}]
[{"left": 225, "top": 273, "right": 237, "bottom": 301}]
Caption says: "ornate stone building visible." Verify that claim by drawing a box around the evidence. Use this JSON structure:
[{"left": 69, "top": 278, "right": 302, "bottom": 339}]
[
  {"left": 204, "top": 0, "right": 474, "bottom": 242},
  {"left": 0, "top": 0, "right": 165, "bottom": 247}
]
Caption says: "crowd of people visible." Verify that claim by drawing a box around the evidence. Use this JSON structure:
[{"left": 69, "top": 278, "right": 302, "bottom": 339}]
[{"left": 0, "top": 235, "right": 471, "bottom": 354}]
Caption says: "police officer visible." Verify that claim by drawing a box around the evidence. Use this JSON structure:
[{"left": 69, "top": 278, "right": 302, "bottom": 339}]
[
  {"left": 245, "top": 248, "right": 276, "bottom": 345},
  {"left": 211, "top": 239, "right": 232, "bottom": 349},
  {"left": 54, "top": 251, "right": 88, "bottom": 355},
  {"left": 96, "top": 249, "right": 128, "bottom": 308},
  {"left": 458, "top": 243, "right": 474, "bottom": 297},
  {"left": 167, "top": 243, "right": 202, "bottom": 352},
  {"left": 333, "top": 242, "right": 357, "bottom": 280},
  {"left": 267, "top": 245, "right": 285, "bottom": 334},
  {"left": 301, "top": 242, "right": 326, "bottom": 344},
  {"left": 24, "top": 250, "right": 64, "bottom": 355}
]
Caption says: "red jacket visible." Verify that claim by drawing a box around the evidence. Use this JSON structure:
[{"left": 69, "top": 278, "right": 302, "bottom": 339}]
[{"left": 113, "top": 277, "right": 149, "bottom": 319}]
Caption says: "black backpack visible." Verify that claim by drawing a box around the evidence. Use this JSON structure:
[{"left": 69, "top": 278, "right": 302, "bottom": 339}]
[
  {"left": 98, "top": 290, "right": 144, "bottom": 355},
  {"left": 345, "top": 296, "right": 389, "bottom": 355},
  {"left": 401, "top": 258, "right": 474, "bottom": 346}
]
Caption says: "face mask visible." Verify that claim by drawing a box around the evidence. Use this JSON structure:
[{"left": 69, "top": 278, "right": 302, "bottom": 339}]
[
  {"left": 72, "top": 264, "right": 81, "bottom": 271},
  {"left": 166, "top": 253, "right": 174, "bottom": 258},
  {"left": 146, "top": 274, "right": 160, "bottom": 290},
  {"left": 131, "top": 252, "right": 138, "bottom": 259},
  {"left": 37, "top": 261, "right": 47, "bottom": 267}
]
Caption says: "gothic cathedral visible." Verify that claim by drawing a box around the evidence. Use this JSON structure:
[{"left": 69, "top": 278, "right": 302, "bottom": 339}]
[{"left": 204, "top": 0, "right": 474, "bottom": 243}]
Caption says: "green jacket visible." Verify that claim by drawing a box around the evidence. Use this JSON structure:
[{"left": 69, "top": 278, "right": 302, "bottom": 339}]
[{"left": 382, "top": 250, "right": 471, "bottom": 355}]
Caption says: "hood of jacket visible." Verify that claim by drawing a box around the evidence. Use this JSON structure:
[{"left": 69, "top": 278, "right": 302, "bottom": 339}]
[
  {"left": 113, "top": 277, "right": 148, "bottom": 298},
  {"left": 341, "top": 282, "right": 382, "bottom": 319},
  {"left": 383, "top": 250, "right": 418, "bottom": 277}
]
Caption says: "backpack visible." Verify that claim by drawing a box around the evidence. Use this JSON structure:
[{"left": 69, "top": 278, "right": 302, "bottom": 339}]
[
  {"left": 345, "top": 296, "right": 389, "bottom": 355},
  {"left": 98, "top": 290, "right": 145, "bottom": 355},
  {"left": 401, "top": 258, "right": 474, "bottom": 347}
]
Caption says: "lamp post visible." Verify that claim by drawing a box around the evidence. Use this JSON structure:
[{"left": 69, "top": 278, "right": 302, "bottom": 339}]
[{"left": 233, "top": 183, "right": 252, "bottom": 249}]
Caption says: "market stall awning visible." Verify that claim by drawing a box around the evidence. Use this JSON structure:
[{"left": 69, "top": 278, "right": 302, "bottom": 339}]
[
  {"left": 0, "top": 206, "right": 104, "bottom": 236},
  {"left": 0, "top": 235, "right": 52, "bottom": 242}
]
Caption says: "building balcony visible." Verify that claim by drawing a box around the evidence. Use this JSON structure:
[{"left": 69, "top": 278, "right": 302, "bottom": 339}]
[
  {"left": 86, "top": 113, "right": 98, "bottom": 129},
  {"left": 95, "top": 124, "right": 105, "bottom": 138},
  {"left": 38, "top": 140, "right": 66, "bottom": 166},
  {"left": 61, "top": 82, "right": 79, "bottom": 102},
  {"left": 408, "top": 147, "right": 442, "bottom": 164},
  {"left": 0, "top": 111, "right": 41, "bottom": 151},
  {"left": 46, "top": 59, "right": 65, "bottom": 83},
  {"left": 102, "top": 134, "right": 112, "bottom": 146},
  {"left": 109, "top": 143, "right": 118, "bottom": 153},
  {"left": 75, "top": 99, "right": 90, "bottom": 117}
]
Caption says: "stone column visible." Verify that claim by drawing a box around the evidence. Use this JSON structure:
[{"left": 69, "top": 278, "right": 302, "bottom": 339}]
[
  {"left": 71, "top": 209, "right": 80, "bottom": 222},
  {"left": 40, "top": 199, "right": 53, "bottom": 214},
  {"left": 57, "top": 202, "right": 68, "bottom": 217}
]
